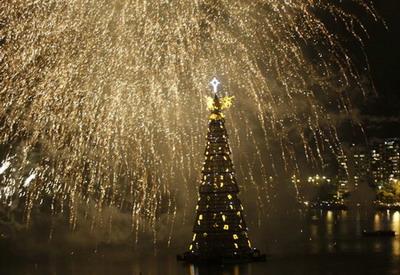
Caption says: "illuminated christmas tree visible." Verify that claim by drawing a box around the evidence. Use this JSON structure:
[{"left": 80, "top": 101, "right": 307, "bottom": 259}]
[{"left": 179, "top": 78, "right": 265, "bottom": 263}]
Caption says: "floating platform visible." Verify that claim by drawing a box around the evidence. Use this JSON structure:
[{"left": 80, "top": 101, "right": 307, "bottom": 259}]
[
  {"left": 362, "top": 230, "right": 396, "bottom": 237},
  {"left": 177, "top": 249, "right": 266, "bottom": 264}
]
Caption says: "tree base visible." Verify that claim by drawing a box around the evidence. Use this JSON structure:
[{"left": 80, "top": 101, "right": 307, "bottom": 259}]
[{"left": 177, "top": 249, "right": 266, "bottom": 264}]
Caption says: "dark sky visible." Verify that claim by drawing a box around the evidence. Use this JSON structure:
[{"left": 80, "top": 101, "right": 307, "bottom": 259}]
[{"left": 360, "top": 0, "right": 400, "bottom": 139}]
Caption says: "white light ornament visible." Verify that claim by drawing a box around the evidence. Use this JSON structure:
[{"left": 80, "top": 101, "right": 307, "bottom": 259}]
[{"left": 210, "top": 77, "right": 221, "bottom": 95}]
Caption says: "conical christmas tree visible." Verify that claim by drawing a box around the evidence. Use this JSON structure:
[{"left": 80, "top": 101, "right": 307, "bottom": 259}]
[{"left": 179, "top": 78, "right": 265, "bottom": 263}]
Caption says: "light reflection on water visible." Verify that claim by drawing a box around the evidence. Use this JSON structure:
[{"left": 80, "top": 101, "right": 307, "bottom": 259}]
[
  {"left": 189, "top": 264, "right": 251, "bottom": 275},
  {"left": 2, "top": 209, "right": 400, "bottom": 275}
]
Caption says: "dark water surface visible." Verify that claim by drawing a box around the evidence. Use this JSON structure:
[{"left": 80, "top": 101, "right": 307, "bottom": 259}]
[{"left": 2, "top": 210, "right": 400, "bottom": 275}]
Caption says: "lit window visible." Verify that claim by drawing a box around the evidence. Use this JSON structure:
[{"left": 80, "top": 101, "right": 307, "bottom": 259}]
[
  {"left": 227, "top": 194, "right": 232, "bottom": 200},
  {"left": 199, "top": 214, "right": 203, "bottom": 220},
  {"left": 192, "top": 234, "right": 197, "bottom": 241},
  {"left": 234, "top": 243, "right": 238, "bottom": 249},
  {"left": 222, "top": 215, "right": 226, "bottom": 221},
  {"left": 189, "top": 245, "right": 193, "bottom": 250},
  {"left": 233, "top": 234, "right": 238, "bottom": 240},
  {"left": 223, "top": 225, "right": 229, "bottom": 230}
]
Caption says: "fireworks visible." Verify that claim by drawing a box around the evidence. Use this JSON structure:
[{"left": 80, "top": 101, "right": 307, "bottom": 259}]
[{"left": 0, "top": 1, "right": 377, "bottom": 242}]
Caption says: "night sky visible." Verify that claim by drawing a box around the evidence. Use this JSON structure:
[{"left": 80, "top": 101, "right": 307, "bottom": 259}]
[{"left": 361, "top": 0, "right": 400, "bottom": 139}]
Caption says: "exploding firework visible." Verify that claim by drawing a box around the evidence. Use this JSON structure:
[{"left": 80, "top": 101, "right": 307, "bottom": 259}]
[{"left": 0, "top": 1, "right": 377, "bottom": 243}]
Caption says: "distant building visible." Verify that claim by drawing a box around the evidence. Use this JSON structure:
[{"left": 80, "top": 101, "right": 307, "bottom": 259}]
[
  {"left": 371, "top": 146, "right": 384, "bottom": 186},
  {"left": 350, "top": 145, "right": 370, "bottom": 189},
  {"left": 371, "top": 138, "right": 400, "bottom": 188},
  {"left": 336, "top": 155, "right": 349, "bottom": 198},
  {"left": 383, "top": 138, "right": 400, "bottom": 181}
]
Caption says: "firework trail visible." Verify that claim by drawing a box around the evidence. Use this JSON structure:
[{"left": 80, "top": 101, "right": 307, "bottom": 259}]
[{"left": 0, "top": 1, "right": 377, "bottom": 243}]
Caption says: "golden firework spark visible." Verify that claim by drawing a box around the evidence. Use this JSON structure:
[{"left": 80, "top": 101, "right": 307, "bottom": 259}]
[{"left": 0, "top": 0, "right": 377, "bottom": 243}]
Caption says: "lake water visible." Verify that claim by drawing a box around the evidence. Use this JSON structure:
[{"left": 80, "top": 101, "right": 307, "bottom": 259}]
[{"left": 1, "top": 209, "right": 400, "bottom": 275}]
